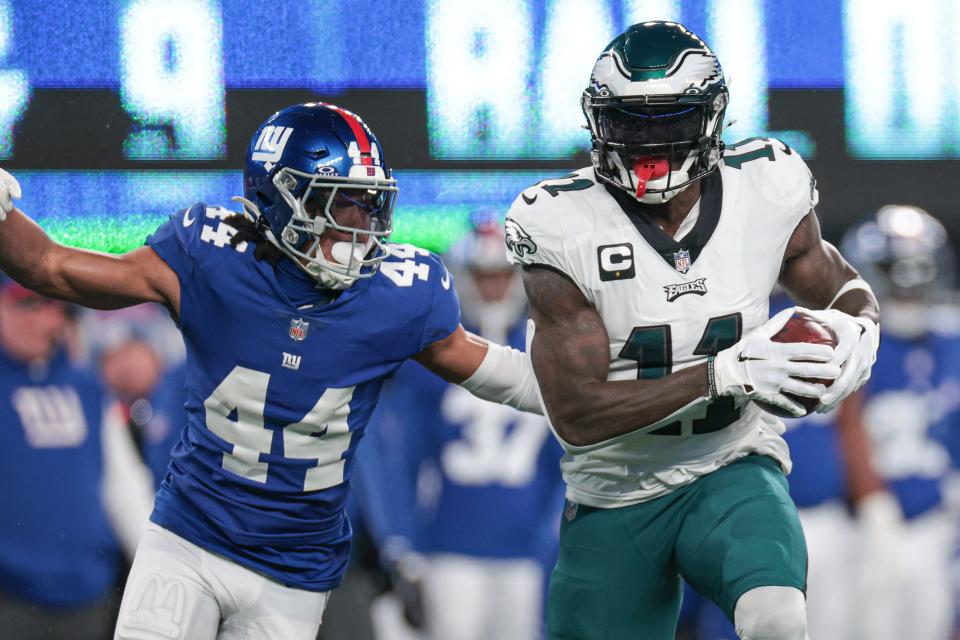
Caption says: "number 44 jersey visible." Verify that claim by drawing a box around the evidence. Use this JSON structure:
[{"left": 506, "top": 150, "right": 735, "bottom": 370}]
[
  {"left": 505, "top": 138, "right": 818, "bottom": 508},
  {"left": 145, "top": 204, "right": 460, "bottom": 591}
]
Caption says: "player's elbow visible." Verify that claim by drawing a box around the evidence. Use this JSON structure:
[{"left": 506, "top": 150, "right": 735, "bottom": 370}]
[{"left": 550, "top": 408, "right": 602, "bottom": 448}]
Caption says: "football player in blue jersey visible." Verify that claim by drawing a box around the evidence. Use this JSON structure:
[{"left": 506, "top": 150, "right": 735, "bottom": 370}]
[
  {"left": 0, "top": 102, "right": 543, "bottom": 640},
  {"left": 356, "top": 215, "right": 564, "bottom": 640},
  {"left": 0, "top": 280, "right": 155, "bottom": 640},
  {"left": 837, "top": 205, "right": 958, "bottom": 640}
]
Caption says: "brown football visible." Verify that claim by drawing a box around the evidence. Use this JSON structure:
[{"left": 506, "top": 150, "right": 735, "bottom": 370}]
[{"left": 754, "top": 311, "right": 838, "bottom": 418}]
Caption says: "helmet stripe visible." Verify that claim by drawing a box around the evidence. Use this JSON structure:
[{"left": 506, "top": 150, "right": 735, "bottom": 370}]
[{"left": 328, "top": 105, "right": 375, "bottom": 165}]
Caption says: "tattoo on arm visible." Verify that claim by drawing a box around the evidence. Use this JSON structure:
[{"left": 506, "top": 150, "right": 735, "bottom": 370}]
[{"left": 522, "top": 265, "right": 709, "bottom": 447}]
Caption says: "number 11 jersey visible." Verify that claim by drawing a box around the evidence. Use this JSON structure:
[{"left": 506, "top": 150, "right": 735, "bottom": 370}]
[{"left": 505, "top": 138, "right": 817, "bottom": 508}]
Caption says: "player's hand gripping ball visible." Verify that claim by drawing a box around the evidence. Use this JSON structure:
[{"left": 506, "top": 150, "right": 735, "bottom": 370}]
[{"left": 754, "top": 311, "right": 838, "bottom": 418}]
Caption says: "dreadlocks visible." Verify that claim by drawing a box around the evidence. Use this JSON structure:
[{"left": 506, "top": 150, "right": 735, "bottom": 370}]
[{"left": 224, "top": 214, "right": 284, "bottom": 264}]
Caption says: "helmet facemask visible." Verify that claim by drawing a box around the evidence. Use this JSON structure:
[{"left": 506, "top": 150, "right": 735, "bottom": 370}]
[
  {"left": 269, "top": 168, "right": 398, "bottom": 290},
  {"left": 584, "top": 92, "right": 727, "bottom": 204}
]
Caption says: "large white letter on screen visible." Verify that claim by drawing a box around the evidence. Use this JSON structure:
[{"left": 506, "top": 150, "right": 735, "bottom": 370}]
[
  {"left": 624, "top": 0, "right": 682, "bottom": 24},
  {"left": 426, "top": 0, "right": 532, "bottom": 158},
  {"left": 845, "top": 0, "right": 948, "bottom": 158},
  {"left": 120, "top": 0, "right": 225, "bottom": 159},
  {"left": 707, "top": 0, "right": 814, "bottom": 155},
  {"left": 538, "top": 0, "right": 614, "bottom": 157},
  {"left": 0, "top": 0, "right": 29, "bottom": 159}
]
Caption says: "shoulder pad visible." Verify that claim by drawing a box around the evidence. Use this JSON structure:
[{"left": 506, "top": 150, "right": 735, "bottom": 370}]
[
  {"left": 723, "top": 137, "right": 818, "bottom": 222},
  {"left": 504, "top": 169, "right": 596, "bottom": 271}
]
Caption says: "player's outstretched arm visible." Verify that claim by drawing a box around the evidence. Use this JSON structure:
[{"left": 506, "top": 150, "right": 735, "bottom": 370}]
[
  {"left": 0, "top": 170, "right": 178, "bottom": 313},
  {"left": 414, "top": 325, "right": 543, "bottom": 414},
  {"left": 779, "top": 211, "right": 880, "bottom": 412}
]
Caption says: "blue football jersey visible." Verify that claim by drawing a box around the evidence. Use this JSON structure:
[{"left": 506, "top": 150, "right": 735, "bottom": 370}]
[
  {"left": 145, "top": 203, "right": 460, "bottom": 591},
  {"left": 0, "top": 348, "right": 121, "bottom": 607},
  {"left": 859, "top": 328, "right": 958, "bottom": 519},
  {"left": 357, "top": 319, "right": 565, "bottom": 561},
  {"left": 141, "top": 362, "right": 188, "bottom": 488},
  {"left": 782, "top": 411, "right": 847, "bottom": 509}
]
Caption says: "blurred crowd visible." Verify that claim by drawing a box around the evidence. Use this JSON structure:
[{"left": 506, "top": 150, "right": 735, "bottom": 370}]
[{"left": 3, "top": 203, "right": 960, "bottom": 640}]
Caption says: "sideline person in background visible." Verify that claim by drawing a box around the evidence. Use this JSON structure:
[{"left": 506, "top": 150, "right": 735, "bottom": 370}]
[{"left": 0, "top": 280, "right": 154, "bottom": 640}]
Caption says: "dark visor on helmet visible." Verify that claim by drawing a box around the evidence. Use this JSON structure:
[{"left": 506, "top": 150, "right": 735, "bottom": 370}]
[
  {"left": 305, "top": 187, "right": 395, "bottom": 229},
  {"left": 597, "top": 104, "right": 703, "bottom": 147}
]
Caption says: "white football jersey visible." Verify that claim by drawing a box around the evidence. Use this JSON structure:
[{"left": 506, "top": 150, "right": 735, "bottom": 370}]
[{"left": 505, "top": 137, "right": 818, "bottom": 507}]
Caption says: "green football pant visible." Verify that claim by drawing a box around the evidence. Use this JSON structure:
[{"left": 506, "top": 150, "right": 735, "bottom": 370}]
[{"left": 547, "top": 455, "right": 807, "bottom": 640}]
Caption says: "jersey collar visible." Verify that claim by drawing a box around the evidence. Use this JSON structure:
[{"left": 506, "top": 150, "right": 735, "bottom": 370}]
[{"left": 605, "top": 170, "right": 723, "bottom": 273}]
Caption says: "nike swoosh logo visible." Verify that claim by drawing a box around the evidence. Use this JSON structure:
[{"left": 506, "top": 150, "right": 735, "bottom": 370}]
[
  {"left": 183, "top": 210, "right": 196, "bottom": 227},
  {"left": 737, "top": 354, "right": 763, "bottom": 362},
  {"left": 440, "top": 268, "right": 451, "bottom": 290},
  {"left": 522, "top": 192, "right": 537, "bottom": 205}
]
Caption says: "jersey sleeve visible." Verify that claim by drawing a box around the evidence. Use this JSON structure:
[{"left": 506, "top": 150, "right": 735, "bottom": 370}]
[
  {"left": 144, "top": 203, "right": 209, "bottom": 281},
  {"left": 504, "top": 185, "right": 578, "bottom": 280},
  {"left": 727, "top": 137, "right": 819, "bottom": 229},
  {"left": 418, "top": 253, "right": 462, "bottom": 351}
]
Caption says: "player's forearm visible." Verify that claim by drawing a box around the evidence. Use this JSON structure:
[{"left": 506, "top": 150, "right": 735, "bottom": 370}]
[
  {"left": 0, "top": 207, "right": 63, "bottom": 292},
  {"left": 0, "top": 208, "right": 164, "bottom": 309},
  {"left": 830, "top": 283, "right": 879, "bottom": 325},
  {"left": 540, "top": 361, "right": 709, "bottom": 447},
  {"left": 836, "top": 391, "right": 887, "bottom": 502}
]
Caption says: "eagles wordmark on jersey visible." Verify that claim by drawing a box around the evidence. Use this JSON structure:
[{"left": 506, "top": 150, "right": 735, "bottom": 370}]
[{"left": 506, "top": 136, "right": 818, "bottom": 508}]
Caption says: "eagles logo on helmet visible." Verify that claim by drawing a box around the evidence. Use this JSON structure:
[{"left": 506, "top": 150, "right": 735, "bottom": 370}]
[
  {"left": 236, "top": 102, "right": 399, "bottom": 290},
  {"left": 582, "top": 21, "right": 729, "bottom": 204}
]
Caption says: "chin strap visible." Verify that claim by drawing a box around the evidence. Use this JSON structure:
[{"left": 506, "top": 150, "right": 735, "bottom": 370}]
[{"left": 632, "top": 157, "right": 670, "bottom": 199}]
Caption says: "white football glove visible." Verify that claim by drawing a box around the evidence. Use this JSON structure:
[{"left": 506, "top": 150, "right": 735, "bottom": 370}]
[
  {"left": 803, "top": 307, "right": 880, "bottom": 413},
  {"left": 0, "top": 167, "right": 21, "bottom": 221},
  {"left": 712, "top": 307, "right": 842, "bottom": 418}
]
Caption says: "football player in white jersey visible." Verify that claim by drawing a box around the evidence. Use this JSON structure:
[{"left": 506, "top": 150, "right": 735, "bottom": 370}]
[{"left": 505, "top": 22, "right": 880, "bottom": 640}]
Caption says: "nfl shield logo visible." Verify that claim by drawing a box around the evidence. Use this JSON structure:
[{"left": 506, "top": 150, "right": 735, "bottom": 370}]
[
  {"left": 289, "top": 318, "right": 309, "bottom": 342},
  {"left": 673, "top": 248, "right": 691, "bottom": 274}
]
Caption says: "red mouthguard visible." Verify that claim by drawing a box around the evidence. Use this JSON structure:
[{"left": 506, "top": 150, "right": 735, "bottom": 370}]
[{"left": 632, "top": 157, "right": 670, "bottom": 198}]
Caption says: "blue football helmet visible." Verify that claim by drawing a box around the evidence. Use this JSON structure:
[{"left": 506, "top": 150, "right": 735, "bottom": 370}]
[
  {"left": 239, "top": 103, "right": 398, "bottom": 289},
  {"left": 841, "top": 204, "right": 954, "bottom": 302}
]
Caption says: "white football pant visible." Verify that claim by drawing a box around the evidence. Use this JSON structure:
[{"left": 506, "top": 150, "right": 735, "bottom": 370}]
[
  {"left": 799, "top": 502, "right": 954, "bottom": 640},
  {"left": 114, "top": 524, "right": 329, "bottom": 640},
  {"left": 798, "top": 502, "right": 859, "bottom": 640},
  {"left": 422, "top": 554, "right": 544, "bottom": 640}
]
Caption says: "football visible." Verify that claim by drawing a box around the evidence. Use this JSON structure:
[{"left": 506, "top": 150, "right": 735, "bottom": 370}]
[{"left": 754, "top": 311, "right": 838, "bottom": 418}]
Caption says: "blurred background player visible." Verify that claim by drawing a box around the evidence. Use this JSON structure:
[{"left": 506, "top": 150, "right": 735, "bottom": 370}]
[
  {"left": 357, "top": 213, "right": 565, "bottom": 640},
  {"left": 838, "top": 205, "right": 958, "bottom": 640},
  {"left": 0, "top": 280, "right": 154, "bottom": 640},
  {"left": 82, "top": 306, "right": 186, "bottom": 486}
]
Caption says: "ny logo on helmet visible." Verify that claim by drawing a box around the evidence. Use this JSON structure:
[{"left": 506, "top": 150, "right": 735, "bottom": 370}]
[{"left": 252, "top": 126, "right": 294, "bottom": 171}]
